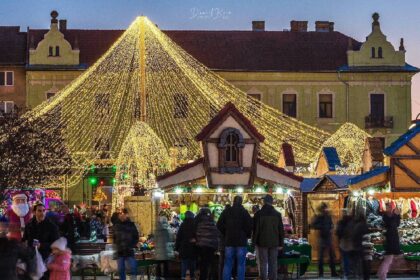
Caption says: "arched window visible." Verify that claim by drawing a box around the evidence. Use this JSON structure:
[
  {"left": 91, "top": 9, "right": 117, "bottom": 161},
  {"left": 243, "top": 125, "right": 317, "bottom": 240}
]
[
  {"left": 55, "top": 46, "right": 60, "bottom": 56},
  {"left": 218, "top": 128, "right": 245, "bottom": 173},
  {"left": 378, "top": 47, "right": 383, "bottom": 58},
  {"left": 49, "top": 46, "right": 53, "bottom": 56},
  {"left": 371, "top": 47, "right": 376, "bottom": 58}
]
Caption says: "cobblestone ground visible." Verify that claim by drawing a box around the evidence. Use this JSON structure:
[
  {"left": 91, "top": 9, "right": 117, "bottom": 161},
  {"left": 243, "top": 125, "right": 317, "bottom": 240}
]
[{"left": 71, "top": 277, "right": 420, "bottom": 280}]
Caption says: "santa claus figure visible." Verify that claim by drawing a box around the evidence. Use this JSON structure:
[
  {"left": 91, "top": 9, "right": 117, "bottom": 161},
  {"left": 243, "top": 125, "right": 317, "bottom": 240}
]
[{"left": 7, "top": 193, "right": 32, "bottom": 241}]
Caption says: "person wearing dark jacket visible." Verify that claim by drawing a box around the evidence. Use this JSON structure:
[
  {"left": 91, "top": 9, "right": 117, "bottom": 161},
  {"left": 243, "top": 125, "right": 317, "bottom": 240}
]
[
  {"left": 0, "top": 218, "right": 34, "bottom": 280},
  {"left": 23, "top": 203, "right": 60, "bottom": 260},
  {"left": 217, "top": 196, "right": 252, "bottom": 280},
  {"left": 253, "top": 195, "right": 284, "bottom": 280},
  {"left": 377, "top": 203, "right": 401, "bottom": 280},
  {"left": 311, "top": 203, "right": 338, "bottom": 278},
  {"left": 113, "top": 208, "right": 139, "bottom": 280},
  {"left": 336, "top": 210, "right": 353, "bottom": 279},
  {"left": 194, "top": 207, "right": 219, "bottom": 280},
  {"left": 23, "top": 203, "right": 60, "bottom": 280},
  {"left": 175, "top": 211, "right": 197, "bottom": 280},
  {"left": 351, "top": 215, "right": 369, "bottom": 279}
]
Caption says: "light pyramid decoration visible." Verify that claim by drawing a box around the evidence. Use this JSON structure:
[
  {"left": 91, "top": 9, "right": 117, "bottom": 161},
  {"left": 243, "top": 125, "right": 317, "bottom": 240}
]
[
  {"left": 319, "top": 122, "right": 371, "bottom": 170},
  {"left": 23, "top": 16, "right": 333, "bottom": 186}
]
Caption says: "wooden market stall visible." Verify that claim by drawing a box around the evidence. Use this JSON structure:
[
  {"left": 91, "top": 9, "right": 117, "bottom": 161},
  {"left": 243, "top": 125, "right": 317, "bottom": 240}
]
[
  {"left": 156, "top": 102, "right": 304, "bottom": 233},
  {"left": 301, "top": 174, "right": 357, "bottom": 260},
  {"left": 347, "top": 118, "right": 420, "bottom": 275}
]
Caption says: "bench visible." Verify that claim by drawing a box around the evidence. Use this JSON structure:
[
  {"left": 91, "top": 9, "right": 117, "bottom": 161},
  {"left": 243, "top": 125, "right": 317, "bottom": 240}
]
[{"left": 73, "top": 242, "right": 106, "bottom": 280}]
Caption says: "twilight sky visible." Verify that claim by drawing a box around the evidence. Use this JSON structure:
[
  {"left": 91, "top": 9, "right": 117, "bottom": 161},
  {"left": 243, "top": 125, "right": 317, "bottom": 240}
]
[{"left": 1, "top": 0, "right": 419, "bottom": 118}]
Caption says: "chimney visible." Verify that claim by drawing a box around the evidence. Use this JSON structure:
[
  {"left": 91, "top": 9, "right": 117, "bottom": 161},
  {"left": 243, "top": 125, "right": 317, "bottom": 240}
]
[
  {"left": 315, "top": 21, "right": 334, "bottom": 32},
  {"left": 290, "top": 21, "right": 308, "bottom": 32},
  {"left": 252, "top": 21, "right": 265, "bottom": 31},
  {"left": 59, "top": 19, "right": 67, "bottom": 32}
]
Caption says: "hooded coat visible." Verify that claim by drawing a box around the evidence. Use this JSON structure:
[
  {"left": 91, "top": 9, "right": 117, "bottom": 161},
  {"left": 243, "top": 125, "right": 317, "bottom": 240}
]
[
  {"left": 194, "top": 208, "right": 219, "bottom": 249},
  {"left": 175, "top": 212, "right": 197, "bottom": 259},
  {"left": 48, "top": 249, "right": 72, "bottom": 280}
]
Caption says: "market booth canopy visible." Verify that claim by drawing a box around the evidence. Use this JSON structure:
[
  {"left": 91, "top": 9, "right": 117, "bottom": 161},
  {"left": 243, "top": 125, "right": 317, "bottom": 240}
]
[
  {"left": 157, "top": 102, "right": 303, "bottom": 190},
  {"left": 348, "top": 118, "right": 420, "bottom": 192}
]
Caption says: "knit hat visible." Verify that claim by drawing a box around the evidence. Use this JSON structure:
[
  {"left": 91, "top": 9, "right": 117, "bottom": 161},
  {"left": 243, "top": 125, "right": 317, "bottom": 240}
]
[{"left": 51, "top": 237, "right": 67, "bottom": 251}]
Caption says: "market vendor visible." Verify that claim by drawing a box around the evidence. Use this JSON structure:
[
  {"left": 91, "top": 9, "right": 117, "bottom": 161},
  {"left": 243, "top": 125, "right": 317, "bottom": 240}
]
[{"left": 7, "top": 192, "right": 32, "bottom": 241}]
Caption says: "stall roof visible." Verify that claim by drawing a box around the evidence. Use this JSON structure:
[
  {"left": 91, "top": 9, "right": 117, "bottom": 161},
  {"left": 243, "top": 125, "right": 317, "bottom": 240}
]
[
  {"left": 348, "top": 166, "right": 390, "bottom": 191},
  {"left": 195, "top": 102, "right": 265, "bottom": 142},
  {"left": 300, "top": 178, "right": 322, "bottom": 192},
  {"left": 384, "top": 123, "right": 420, "bottom": 156},
  {"left": 300, "top": 174, "right": 356, "bottom": 193},
  {"left": 348, "top": 166, "right": 390, "bottom": 185},
  {"left": 323, "top": 147, "right": 342, "bottom": 171}
]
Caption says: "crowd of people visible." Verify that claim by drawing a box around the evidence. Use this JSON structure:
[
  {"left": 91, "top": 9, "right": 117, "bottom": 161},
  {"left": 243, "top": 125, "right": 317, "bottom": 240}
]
[
  {"left": 0, "top": 189, "right": 405, "bottom": 280},
  {"left": 174, "top": 194, "right": 284, "bottom": 280},
  {"left": 0, "top": 190, "right": 123, "bottom": 280},
  {"left": 312, "top": 202, "right": 401, "bottom": 280}
]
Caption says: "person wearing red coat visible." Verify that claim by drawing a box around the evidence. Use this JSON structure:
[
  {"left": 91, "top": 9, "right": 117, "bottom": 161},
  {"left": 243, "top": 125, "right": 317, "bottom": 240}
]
[
  {"left": 47, "top": 237, "right": 72, "bottom": 280},
  {"left": 7, "top": 192, "right": 32, "bottom": 241}
]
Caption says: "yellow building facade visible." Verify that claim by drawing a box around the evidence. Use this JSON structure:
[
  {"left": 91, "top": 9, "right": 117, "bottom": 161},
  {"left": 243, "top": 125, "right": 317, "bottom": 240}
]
[{"left": 24, "top": 12, "right": 418, "bottom": 148}]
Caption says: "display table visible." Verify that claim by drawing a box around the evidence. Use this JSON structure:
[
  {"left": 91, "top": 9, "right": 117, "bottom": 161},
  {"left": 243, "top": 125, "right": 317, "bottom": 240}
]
[
  {"left": 371, "top": 244, "right": 420, "bottom": 275},
  {"left": 247, "top": 244, "right": 311, "bottom": 278}
]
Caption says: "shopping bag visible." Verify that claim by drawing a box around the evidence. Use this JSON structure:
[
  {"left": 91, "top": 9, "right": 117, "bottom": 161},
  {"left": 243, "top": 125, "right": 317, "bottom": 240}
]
[{"left": 30, "top": 247, "right": 47, "bottom": 280}]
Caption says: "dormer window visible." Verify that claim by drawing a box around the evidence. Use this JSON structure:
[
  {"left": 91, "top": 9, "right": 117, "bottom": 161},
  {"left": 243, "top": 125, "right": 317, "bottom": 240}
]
[
  {"left": 218, "top": 128, "right": 245, "bottom": 173},
  {"left": 55, "top": 46, "right": 60, "bottom": 56},
  {"left": 49, "top": 46, "right": 53, "bottom": 56},
  {"left": 378, "top": 47, "right": 383, "bottom": 58},
  {"left": 371, "top": 47, "right": 376, "bottom": 58}
]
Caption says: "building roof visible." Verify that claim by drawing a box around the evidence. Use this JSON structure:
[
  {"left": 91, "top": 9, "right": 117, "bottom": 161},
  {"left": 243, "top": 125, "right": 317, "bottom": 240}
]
[
  {"left": 195, "top": 102, "right": 265, "bottom": 142},
  {"left": 384, "top": 122, "right": 420, "bottom": 155},
  {"left": 165, "top": 30, "right": 361, "bottom": 71},
  {"left": 256, "top": 158, "right": 303, "bottom": 182},
  {"left": 281, "top": 143, "right": 296, "bottom": 167},
  {"left": 0, "top": 27, "right": 27, "bottom": 65},
  {"left": 348, "top": 166, "right": 390, "bottom": 185},
  {"left": 156, "top": 157, "right": 204, "bottom": 181},
  {"left": 28, "top": 29, "right": 124, "bottom": 66},
  {"left": 300, "top": 178, "right": 322, "bottom": 192},
  {"left": 366, "top": 137, "right": 384, "bottom": 162},
  {"left": 338, "top": 63, "right": 419, "bottom": 73},
  {"left": 300, "top": 174, "right": 356, "bottom": 192},
  {"left": 327, "top": 175, "right": 357, "bottom": 189},
  {"left": 322, "top": 147, "right": 341, "bottom": 171},
  {"left": 27, "top": 28, "right": 362, "bottom": 71}
]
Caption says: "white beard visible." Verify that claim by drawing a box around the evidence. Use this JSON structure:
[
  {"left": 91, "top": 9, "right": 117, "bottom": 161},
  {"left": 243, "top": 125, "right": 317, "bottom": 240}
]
[{"left": 12, "top": 203, "right": 29, "bottom": 217}]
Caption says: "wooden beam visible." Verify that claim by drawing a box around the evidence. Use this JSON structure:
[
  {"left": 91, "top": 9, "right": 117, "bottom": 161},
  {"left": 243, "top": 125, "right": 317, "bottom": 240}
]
[
  {"left": 406, "top": 141, "right": 420, "bottom": 155},
  {"left": 394, "top": 159, "right": 420, "bottom": 184}
]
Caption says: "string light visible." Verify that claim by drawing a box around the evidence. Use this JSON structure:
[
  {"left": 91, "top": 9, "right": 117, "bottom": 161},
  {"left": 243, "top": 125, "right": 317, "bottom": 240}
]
[
  {"left": 236, "top": 187, "right": 244, "bottom": 193},
  {"left": 217, "top": 187, "right": 223, "bottom": 193},
  {"left": 318, "top": 123, "right": 371, "bottom": 170},
  {"left": 275, "top": 187, "right": 284, "bottom": 194},
  {"left": 13, "top": 16, "right": 334, "bottom": 190},
  {"left": 254, "top": 187, "right": 263, "bottom": 193}
]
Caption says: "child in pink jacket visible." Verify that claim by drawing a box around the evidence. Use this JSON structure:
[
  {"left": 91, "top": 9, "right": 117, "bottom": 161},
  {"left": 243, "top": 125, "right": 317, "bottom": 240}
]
[{"left": 47, "top": 237, "right": 72, "bottom": 280}]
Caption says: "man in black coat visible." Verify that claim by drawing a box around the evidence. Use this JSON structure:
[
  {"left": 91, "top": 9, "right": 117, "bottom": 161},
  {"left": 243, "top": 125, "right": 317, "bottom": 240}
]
[
  {"left": 217, "top": 195, "right": 252, "bottom": 280},
  {"left": 253, "top": 195, "right": 284, "bottom": 280},
  {"left": 23, "top": 203, "right": 60, "bottom": 260},
  {"left": 113, "top": 208, "right": 139, "bottom": 280}
]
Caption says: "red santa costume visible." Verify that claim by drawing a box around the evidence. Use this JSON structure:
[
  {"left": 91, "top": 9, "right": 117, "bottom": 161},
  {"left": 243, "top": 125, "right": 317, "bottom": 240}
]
[{"left": 7, "top": 193, "right": 32, "bottom": 241}]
